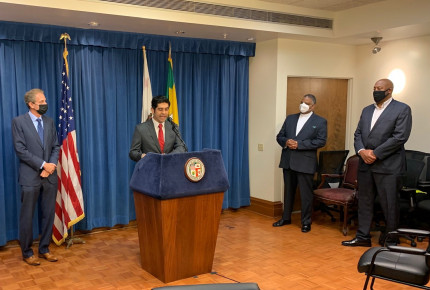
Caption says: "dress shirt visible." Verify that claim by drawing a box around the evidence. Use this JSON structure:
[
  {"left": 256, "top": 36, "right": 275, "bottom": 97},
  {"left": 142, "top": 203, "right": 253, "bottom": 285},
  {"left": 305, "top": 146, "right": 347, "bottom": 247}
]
[
  {"left": 152, "top": 119, "right": 165, "bottom": 140},
  {"left": 296, "top": 111, "right": 313, "bottom": 135},
  {"left": 371, "top": 97, "right": 393, "bottom": 130}
]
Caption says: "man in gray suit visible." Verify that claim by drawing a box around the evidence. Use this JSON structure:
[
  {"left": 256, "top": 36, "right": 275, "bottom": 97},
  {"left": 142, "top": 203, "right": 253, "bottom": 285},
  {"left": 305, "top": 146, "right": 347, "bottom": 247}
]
[
  {"left": 12, "top": 88, "right": 60, "bottom": 265},
  {"left": 273, "top": 94, "right": 327, "bottom": 232},
  {"left": 342, "top": 78, "right": 412, "bottom": 247},
  {"left": 129, "top": 96, "right": 186, "bottom": 161}
]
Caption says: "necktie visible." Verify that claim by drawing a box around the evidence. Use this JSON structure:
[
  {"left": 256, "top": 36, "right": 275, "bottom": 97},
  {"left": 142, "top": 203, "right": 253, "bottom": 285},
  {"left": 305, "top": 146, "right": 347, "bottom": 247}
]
[
  {"left": 158, "top": 123, "right": 164, "bottom": 153},
  {"left": 36, "top": 118, "right": 44, "bottom": 146}
]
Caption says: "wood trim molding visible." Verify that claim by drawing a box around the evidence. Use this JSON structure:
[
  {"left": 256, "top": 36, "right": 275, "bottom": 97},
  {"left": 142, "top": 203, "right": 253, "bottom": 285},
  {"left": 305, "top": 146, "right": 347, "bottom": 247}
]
[{"left": 246, "top": 197, "right": 283, "bottom": 218}]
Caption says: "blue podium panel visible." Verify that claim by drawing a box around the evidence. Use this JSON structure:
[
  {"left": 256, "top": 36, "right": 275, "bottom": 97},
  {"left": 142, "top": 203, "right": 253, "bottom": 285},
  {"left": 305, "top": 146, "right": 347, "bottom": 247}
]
[{"left": 130, "top": 149, "right": 229, "bottom": 199}]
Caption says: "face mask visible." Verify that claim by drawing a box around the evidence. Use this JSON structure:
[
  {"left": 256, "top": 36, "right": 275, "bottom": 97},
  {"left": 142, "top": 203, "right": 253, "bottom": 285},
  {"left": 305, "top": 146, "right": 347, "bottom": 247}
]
[
  {"left": 36, "top": 104, "right": 48, "bottom": 115},
  {"left": 373, "top": 89, "right": 388, "bottom": 103},
  {"left": 299, "top": 103, "right": 310, "bottom": 114}
]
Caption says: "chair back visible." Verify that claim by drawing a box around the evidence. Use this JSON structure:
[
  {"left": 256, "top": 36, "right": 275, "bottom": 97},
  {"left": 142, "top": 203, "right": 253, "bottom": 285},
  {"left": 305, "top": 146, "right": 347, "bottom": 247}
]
[
  {"left": 403, "top": 158, "right": 425, "bottom": 188},
  {"left": 316, "top": 150, "right": 349, "bottom": 187},
  {"left": 405, "top": 150, "right": 427, "bottom": 161},
  {"left": 341, "top": 155, "right": 359, "bottom": 190}
]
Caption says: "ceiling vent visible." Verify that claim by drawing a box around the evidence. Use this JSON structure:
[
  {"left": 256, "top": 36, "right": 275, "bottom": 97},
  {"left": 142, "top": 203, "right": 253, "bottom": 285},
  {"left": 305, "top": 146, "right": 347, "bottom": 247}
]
[{"left": 99, "top": 0, "right": 333, "bottom": 29}]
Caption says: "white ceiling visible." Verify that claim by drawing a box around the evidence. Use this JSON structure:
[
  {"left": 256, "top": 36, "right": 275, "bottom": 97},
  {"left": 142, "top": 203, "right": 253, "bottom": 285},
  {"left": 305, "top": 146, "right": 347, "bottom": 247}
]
[{"left": 0, "top": 0, "right": 429, "bottom": 45}]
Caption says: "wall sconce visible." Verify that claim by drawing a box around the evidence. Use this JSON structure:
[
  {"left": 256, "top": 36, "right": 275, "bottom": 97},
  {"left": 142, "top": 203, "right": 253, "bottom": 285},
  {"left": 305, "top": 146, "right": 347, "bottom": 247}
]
[{"left": 371, "top": 37, "right": 382, "bottom": 54}]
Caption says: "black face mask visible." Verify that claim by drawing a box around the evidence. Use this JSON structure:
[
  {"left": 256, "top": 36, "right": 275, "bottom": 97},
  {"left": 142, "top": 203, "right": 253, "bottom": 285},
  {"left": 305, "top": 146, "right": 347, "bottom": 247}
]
[
  {"left": 36, "top": 104, "right": 48, "bottom": 115},
  {"left": 373, "top": 89, "right": 389, "bottom": 103}
]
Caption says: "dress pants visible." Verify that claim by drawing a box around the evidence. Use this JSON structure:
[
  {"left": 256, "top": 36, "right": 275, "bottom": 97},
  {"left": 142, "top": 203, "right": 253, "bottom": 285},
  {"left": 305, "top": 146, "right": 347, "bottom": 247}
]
[
  {"left": 356, "top": 170, "right": 402, "bottom": 240},
  {"left": 282, "top": 169, "right": 314, "bottom": 225},
  {"left": 19, "top": 179, "right": 57, "bottom": 258}
]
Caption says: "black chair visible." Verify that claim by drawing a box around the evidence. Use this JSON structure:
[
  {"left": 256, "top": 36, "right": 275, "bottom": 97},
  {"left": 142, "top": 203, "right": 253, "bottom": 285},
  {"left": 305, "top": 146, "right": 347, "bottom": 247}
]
[
  {"left": 313, "top": 155, "right": 359, "bottom": 235},
  {"left": 400, "top": 158, "right": 426, "bottom": 220},
  {"left": 152, "top": 283, "right": 260, "bottom": 290},
  {"left": 358, "top": 228, "right": 430, "bottom": 289},
  {"left": 418, "top": 155, "right": 430, "bottom": 194}
]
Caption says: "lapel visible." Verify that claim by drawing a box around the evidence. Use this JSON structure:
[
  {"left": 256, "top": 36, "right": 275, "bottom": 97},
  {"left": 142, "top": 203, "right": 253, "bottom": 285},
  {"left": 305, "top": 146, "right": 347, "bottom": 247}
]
[
  {"left": 295, "top": 113, "right": 314, "bottom": 138},
  {"left": 164, "top": 122, "right": 174, "bottom": 150},
  {"left": 147, "top": 119, "right": 161, "bottom": 153},
  {"left": 24, "top": 113, "right": 44, "bottom": 148}
]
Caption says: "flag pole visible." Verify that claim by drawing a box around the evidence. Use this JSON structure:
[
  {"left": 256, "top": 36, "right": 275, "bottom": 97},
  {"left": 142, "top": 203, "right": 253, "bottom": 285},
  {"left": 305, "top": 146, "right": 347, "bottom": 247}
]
[{"left": 59, "top": 32, "right": 86, "bottom": 249}]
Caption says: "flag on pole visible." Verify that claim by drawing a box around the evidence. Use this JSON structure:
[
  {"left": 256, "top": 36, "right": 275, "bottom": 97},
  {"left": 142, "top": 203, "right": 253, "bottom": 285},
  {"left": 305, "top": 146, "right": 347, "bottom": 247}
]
[
  {"left": 141, "top": 46, "right": 153, "bottom": 122},
  {"left": 52, "top": 34, "right": 85, "bottom": 246},
  {"left": 166, "top": 43, "right": 179, "bottom": 125}
]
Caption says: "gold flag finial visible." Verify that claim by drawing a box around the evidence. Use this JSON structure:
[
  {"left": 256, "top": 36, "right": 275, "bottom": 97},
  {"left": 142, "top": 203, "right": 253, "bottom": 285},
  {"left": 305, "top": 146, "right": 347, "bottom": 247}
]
[{"left": 60, "top": 33, "right": 71, "bottom": 47}]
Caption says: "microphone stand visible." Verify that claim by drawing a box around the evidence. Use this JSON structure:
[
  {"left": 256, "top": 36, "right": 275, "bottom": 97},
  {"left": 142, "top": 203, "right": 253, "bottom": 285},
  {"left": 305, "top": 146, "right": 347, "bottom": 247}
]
[{"left": 167, "top": 117, "right": 188, "bottom": 152}]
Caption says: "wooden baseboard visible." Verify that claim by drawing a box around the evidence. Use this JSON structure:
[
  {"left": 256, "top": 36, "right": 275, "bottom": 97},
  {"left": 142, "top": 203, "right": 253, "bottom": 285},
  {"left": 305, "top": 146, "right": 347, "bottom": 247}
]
[{"left": 246, "top": 197, "right": 283, "bottom": 218}]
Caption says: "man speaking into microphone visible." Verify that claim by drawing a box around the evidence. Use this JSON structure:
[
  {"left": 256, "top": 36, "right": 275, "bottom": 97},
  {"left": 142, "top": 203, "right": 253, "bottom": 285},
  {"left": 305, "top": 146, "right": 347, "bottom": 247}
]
[{"left": 129, "top": 95, "right": 187, "bottom": 161}]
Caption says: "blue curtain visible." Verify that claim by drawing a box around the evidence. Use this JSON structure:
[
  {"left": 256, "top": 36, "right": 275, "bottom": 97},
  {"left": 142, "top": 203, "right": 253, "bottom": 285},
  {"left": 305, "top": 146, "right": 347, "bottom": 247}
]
[{"left": 0, "top": 21, "right": 254, "bottom": 246}]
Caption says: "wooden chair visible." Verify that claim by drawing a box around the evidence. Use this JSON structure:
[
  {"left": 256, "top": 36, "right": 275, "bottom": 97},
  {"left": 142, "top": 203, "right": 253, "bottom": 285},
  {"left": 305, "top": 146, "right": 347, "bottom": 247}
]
[{"left": 313, "top": 155, "right": 359, "bottom": 235}]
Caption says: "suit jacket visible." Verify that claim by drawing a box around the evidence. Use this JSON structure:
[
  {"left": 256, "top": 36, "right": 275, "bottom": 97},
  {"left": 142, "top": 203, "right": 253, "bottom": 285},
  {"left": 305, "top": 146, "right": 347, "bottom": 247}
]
[
  {"left": 129, "top": 119, "right": 186, "bottom": 161},
  {"left": 12, "top": 113, "right": 60, "bottom": 186},
  {"left": 354, "top": 99, "right": 412, "bottom": 174},
  {"left": 277, "top": 113, "right": 327, "bottom": 174}
]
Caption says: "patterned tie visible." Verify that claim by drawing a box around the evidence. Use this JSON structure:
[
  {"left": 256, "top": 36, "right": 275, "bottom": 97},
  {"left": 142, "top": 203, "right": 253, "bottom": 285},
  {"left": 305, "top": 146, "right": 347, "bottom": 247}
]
[
  {"left": 158, "top": 123, "right": 164, "bottom": 153},
  {"left": 36, "top": 118, "right": 44, "bottom": 146}
]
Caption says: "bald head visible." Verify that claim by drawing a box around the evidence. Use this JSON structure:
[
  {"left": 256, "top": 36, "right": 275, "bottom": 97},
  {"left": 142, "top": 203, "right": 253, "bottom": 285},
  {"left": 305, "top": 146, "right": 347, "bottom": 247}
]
[{"left": 374, "top": 78, "right": 394, "bottom": 91}]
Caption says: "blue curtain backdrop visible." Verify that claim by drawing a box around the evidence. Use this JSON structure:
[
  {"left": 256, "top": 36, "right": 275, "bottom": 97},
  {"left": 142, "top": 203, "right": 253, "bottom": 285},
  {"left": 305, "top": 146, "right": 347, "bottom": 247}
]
[{"left": 0, "top": 21, "right": 254, "bottom": 246}]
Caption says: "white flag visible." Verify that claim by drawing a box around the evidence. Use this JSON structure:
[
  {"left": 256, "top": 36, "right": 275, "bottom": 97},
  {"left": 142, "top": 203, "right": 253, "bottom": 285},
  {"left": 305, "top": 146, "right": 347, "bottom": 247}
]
[{"left": 141, "top": 46, "right": 153, "bottom": 122}]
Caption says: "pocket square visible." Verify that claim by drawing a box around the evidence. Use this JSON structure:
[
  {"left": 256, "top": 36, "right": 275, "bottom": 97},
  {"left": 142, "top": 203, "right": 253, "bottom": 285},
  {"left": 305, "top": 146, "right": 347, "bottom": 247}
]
[{"left": 312, "top": 126, "right": 316, "bottom": 128}]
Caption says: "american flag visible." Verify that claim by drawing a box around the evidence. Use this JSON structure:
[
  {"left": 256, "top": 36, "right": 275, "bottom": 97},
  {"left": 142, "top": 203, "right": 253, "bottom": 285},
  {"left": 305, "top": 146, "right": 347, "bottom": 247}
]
[{"left": 52, "top": 45, "right": 85, "bottom": 245}]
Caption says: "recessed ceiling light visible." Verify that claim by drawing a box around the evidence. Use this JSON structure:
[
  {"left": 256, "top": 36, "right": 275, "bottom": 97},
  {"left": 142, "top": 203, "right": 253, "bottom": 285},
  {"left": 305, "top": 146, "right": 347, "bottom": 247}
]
[{"left": 88, "top": 21, "right": 99, "bottom": 27}]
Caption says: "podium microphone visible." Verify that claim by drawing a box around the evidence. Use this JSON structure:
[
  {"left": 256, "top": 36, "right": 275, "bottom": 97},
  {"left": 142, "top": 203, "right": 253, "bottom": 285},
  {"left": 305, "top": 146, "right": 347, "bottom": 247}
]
[{"left": 167, "top": 117, "right": 188, "bottom": 152}]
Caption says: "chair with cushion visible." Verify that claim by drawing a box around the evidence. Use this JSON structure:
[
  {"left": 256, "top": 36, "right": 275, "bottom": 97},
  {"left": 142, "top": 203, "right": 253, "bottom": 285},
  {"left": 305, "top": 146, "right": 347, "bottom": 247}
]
[
  {"left": 357, "top": 228, "right": 430, "bottom": 289},
  {"left": 313, "top": 155, "right": 359, "bottom": 235}
]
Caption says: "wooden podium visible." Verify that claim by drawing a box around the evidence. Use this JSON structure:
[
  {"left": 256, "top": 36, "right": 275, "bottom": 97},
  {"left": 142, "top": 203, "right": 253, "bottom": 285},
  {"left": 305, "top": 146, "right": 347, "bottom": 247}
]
[{"left": 130, "top": 150, "right": 230, "bottom": 283}]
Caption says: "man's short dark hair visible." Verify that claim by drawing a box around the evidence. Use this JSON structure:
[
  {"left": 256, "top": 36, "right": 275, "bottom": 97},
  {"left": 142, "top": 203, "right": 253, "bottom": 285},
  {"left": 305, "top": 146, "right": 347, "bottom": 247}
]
[
  {"left": 152, "top": 96, "right": 170, "bottom": 109},
  {"left": 304, "top": 94, "right": 316, "bottom": 104}
]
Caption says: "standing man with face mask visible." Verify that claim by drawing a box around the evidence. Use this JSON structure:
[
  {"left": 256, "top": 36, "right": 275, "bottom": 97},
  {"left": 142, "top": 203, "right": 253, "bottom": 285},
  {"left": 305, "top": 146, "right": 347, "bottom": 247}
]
[
  {"left": 273, "top": 94, "right": 327, "bottom": 232},
  {"left": 129, "top": 95, "right": 186, "bottom": 161},
  {"left": 12, "top": 88, "right": 60, "bottom": 265},
  {"left": 342, "top": 78, "right": 412, "bottom": 247}
]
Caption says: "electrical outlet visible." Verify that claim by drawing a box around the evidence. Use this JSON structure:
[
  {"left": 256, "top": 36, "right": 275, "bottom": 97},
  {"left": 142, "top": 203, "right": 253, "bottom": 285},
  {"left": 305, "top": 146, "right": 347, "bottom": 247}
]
[{"left": 258, "top": 144, "right": 264, "bottom": 151}]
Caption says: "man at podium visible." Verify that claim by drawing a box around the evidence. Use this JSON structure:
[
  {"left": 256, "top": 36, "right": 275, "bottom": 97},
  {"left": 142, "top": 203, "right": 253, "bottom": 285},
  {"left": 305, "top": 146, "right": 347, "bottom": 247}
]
[{"left": 129, "top": 96, "right": 186, "bottom": 161}]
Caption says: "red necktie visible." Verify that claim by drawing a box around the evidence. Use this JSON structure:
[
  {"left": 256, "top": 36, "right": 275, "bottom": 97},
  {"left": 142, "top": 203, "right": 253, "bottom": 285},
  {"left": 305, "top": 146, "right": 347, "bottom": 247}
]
[{"left": 158, "top": 123, "right": 164, "bottom": 153}]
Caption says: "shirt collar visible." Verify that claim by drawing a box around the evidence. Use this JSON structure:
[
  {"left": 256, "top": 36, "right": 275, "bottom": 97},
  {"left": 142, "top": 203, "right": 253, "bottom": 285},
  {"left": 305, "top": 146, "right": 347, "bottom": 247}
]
[
  {"left": 299, "top": 111, "right": 313, "bottom": 118},
  {"left": 374, "top": 97, "right": 393, "bottom": 109},
  {"left": 152, "top": 119, "right": 164, "bottom": 128},
  {"left": 28, "top": 111, "right": 40, "bottom": 121}
]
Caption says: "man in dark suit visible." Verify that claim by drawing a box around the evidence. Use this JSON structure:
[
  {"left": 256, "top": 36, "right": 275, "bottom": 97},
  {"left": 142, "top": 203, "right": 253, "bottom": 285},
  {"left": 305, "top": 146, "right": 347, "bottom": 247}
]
[
  {"left": 273, "top": 94, "right": 327, "bottom": 232},
  {"left": 12, "top": 88, "right": 60, "bottom": 266},
  {"left": 342, "top": 78, "right": 412, "bottom": 247},
  {"left": 129, "top": 96, "right": 186, "bottom": 161}
]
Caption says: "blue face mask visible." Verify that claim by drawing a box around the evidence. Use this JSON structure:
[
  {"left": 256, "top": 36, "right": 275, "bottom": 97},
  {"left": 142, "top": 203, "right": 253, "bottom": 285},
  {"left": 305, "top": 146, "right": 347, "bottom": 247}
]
[{"left": 373, "top": 89, "right": 388, "bottom": 103}]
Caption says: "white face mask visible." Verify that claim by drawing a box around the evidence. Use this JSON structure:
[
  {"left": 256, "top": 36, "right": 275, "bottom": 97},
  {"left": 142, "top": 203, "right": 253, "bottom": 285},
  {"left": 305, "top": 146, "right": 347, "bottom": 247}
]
[{"left": 299, "top": 103, "right": 310, "bottom": 114}]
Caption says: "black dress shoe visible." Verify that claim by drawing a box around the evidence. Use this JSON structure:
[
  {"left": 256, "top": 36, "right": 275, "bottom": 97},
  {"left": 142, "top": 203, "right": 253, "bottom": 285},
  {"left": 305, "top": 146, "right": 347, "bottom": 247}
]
[
  {"left": 301, "top": 224, "right": 311, "bottom": 233},
  {"left": 272, "top": 219, "right": 291, "bottom": 227},
  {"left": 341, "top": 238, "right": 371, "bottom": 247}
]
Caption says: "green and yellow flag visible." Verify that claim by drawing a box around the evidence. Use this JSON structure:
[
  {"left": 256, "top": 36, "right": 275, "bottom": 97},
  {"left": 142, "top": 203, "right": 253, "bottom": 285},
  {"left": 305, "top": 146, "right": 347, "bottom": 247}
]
[{"left": 166, "top": 44, "right": 179, "bottom": 125}]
